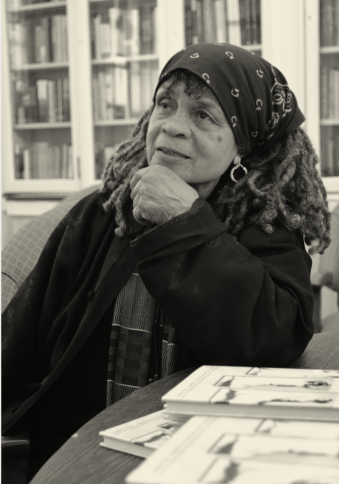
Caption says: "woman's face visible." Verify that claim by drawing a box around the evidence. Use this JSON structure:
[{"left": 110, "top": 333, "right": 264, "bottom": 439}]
[{"left": 146, "top": 80, "right": 238, "bottom": 199}]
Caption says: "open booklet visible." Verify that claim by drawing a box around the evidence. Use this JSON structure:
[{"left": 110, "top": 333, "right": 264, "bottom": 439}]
[
  {"left": 99, "top": 410, "right": 177, "bottom": 458},
  {"left": 126, "top": 414, "right": 339, "bottom": 484},
  {"left": 162, "top": 366, "right": 339, "bottom": 424}
]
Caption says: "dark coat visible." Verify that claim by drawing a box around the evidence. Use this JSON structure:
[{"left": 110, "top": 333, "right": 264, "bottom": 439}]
[{"left": 2, "top": 191, "right": 314, "bottom": 433}]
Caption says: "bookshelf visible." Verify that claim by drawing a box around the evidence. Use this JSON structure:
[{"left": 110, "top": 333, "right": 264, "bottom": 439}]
[
  {"left": 2, "top": 0, "right": 339, "bottom": 246},
  {"left": 319, "top": 0, "right": 339, "bottom": 185},
  {"left": 304, "top": 0, "right": 339, "bottom": 203}
]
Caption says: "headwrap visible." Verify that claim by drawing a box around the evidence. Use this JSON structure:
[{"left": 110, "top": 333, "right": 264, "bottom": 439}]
[{"left": 154, "top": 43, "right": 305, "bottom": 156}]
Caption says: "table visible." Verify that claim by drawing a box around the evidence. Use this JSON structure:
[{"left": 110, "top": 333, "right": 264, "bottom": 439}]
[
  {"left": 30, "top": 367, "right": 194, "bottom": 484},
  {"left": 29, "top": 331, "right": 339, "bottom": 484}
]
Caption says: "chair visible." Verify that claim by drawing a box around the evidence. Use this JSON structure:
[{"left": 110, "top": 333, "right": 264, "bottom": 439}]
[
  {"left": 1, "top": 184, "right": 100, "bottom": 313},
  {"left": 1, "top": 184, "right": 99, "bottom": 484},
  {"left": 311, "top": 203, "right": 339, "bottom": 333}
]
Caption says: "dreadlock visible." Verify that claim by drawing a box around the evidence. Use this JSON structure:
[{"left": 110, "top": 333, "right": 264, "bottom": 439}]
[{"left": 100, "top": 70, "right": 331, "bottom": 254}]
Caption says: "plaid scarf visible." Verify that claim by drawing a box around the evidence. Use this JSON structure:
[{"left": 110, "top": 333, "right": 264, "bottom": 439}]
[{"left": 106, "top": 272, "right": 181, "bottom": 406}]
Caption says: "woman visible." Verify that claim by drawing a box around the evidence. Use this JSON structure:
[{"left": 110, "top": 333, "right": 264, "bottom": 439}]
[{"left": 2, "top": 43, "right": 330, "bottom": 478}]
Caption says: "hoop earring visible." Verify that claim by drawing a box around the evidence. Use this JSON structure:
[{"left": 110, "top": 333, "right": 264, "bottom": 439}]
[{"left": 230, "top": 154, "right": 247, "bottom": 182}]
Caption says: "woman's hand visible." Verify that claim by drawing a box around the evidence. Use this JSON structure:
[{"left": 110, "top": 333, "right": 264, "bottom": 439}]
[{"left": 130, "top": 165, "right": 199, "bottom": 225}]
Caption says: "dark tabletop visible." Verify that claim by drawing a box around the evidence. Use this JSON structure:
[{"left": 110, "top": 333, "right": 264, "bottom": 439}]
[
  {"left": 30, "top": 367, "right": 195, "bottom": 484},
  {"left": 30, "top": 328, "right": 339, "bottom": 484}
]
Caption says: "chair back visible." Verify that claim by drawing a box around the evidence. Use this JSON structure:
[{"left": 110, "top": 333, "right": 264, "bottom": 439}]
[{"left": 1, "top": 185, "right": 100, "bottom": 312}]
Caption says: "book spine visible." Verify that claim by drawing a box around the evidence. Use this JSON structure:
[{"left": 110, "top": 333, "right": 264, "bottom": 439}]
[
  {"left": 40, "top": 16, "right": 48, "bottom": 63},
  {"left": 334, "top": 69, "right": 339, "bottom": 118},
  {"left": 47, "top": 80, "right": 54, "bottom": 122},
  {"left": 129, "top": 62, "right": 141, "bottom": 118},
  {"left": 185, "top": 0, "right": 193, "bottom": 46},
  {"left": 63, "top": 14, "right": 68, "bottom": 61},
  {"left": 23, "top": 148, "right": 30, "bottom": 179},
  {"left": 202, "top": 0, "right": 215, "bottom": 43},
  {"left": 321, "top": 65, "right": 329, "bottom": 119},
  {"left": 321, "top": 0, "right": 334, "bottom": 46},
  {"left": 250, "top": 0, "right": 260, "bottom": 45},
  {"left": 92, "top": 75, "right": 99, "bottom": 121},
  {"left": 329, "top": 68, "right": 335, "bottom": 118},
  {"left": 226, "top": 0, "right": 242, "bottom": 45},
  {"left": 62, "top": 77, "right": 70, "bottom": 121},
  {"left": 214, "top": 0, "right": 227, "bottom": 43},
  {"left": 98, "top": 70, "right": 106, "bottom": 120},
  {"left": 29, "top": 84, "right": 38, "bottom": 122},
  {"left": 139, "top": 5, "right": 153, "bottom": 54},
  {"left": 37, "top": 79, "right": 48, "bottom": 122},
  {"left": 109, "top": 8, "right": 117, "bottom": 57},
  {"left": 56, "top": 78, "right": 62, "bottom": 122},
  {"left": 189, "top": 0, "right": 198, "bottom": 44},
  {"left": 239, "top": 0, "right": 251, "bottom": 45},
  {"left": 127, "top": 8, "right": 140, "bottom": 55},
  {"left": 14, "top": 144, "right": 24, "bottom": 179},
  {"left": 105, "top": 67, "right": 114, "bottom": 120},
  {"left": 67, "top": 144, "right": 73, "bottom": 178},
  {"left": 34, "top": 18, "right": 41, "bottom": 63},
  {"left": 51, "top": 15, "right": 57, "bottom": 61},
  {"left": 334, "top": 0, "right": 339, "bottom": 46},
  {"left": 334, "top": 131, "right": 339, "bottom": 176}
]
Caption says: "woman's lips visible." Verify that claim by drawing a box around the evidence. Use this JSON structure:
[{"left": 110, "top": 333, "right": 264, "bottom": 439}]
[{"left": 156, "top": 147, "right": 190, "bottom": 159}]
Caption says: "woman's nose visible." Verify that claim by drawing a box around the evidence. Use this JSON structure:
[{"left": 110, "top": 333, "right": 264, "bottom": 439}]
[{"left": 160, "top": 109, "right": 192, "bottom": 138}]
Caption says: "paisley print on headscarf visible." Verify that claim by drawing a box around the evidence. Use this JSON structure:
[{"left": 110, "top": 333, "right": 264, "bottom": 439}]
[{"left": 153, "top": 43, "right": 305, "bottom": 156}]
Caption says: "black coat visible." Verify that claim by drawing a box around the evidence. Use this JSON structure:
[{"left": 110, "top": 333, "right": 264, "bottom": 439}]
[{"left": 2, "top": 191, "right": 314, "bottom": 433}]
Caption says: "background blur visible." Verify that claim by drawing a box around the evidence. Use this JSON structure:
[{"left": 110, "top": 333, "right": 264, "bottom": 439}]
[{"left": 1, "top": 0, "right": 339, "bottom": 318}]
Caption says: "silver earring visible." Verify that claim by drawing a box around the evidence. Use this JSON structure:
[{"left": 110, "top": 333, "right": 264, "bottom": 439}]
[{"left": 230, "top": 154, "right": 247, "bottom": 182}]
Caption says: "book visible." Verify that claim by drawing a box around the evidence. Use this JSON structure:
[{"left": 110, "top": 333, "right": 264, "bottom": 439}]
[
  {"left": 239, "top": 0, "right": 252, "bottom": 45},
  {"left": 162, "top": 366, "right": 339, "bottom": 423},
  {"left": 250, "top": 0, "right": 260, "bottom": 45},
  {"left": 126, "top": 414, "right": 339, "bottom": 484},
  {"left": 36, "top": 79, "right": 49, "bottom": 122},
  {"left": 202, "top": 0, "right": 216, "bottom": 43},
  {"left": 226, "top": 0, "right": 242, "bottom": 45},
  {"left": 214, "top": 0, "right": 228, "bottom": 43},
  {"left": 99, "top": 410, "right": 177, "bottom": 458}
]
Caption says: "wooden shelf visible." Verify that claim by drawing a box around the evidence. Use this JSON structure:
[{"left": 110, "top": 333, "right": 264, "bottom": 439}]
[
  {"left": 320, "top": 46, "right": 339, "bottom": 54},
  {"left": 320, "top": 119, "right": 339, "bottom": 126},
  {"left": 14, "top": 122, "right": 71, "bottom": 130},
  {"left": 12, "top": 62, "right": 69, "bottom": 71},
  {"left": 242, "top": 44, "right": 261, "bottom": 52},
  {"left": 92, "top": 54, "right": 158, "bottom": 65},
  {"left": 94, "top": 119, "right": 138, "bottom": 127},
  {"left": 9, "top": 1, "right": 66, "bottom": 13}
]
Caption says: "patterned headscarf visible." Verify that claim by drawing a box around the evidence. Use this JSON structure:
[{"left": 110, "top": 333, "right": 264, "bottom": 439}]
[{"left": 154, "top": 43, "right": 305, "bottom": 156}]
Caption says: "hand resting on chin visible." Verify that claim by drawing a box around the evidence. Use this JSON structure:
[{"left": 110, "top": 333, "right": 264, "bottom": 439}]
[{"left": 130, "top": 165, "right": 199, "bottom": 225}]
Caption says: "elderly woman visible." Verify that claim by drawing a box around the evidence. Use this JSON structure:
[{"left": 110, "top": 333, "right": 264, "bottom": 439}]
[{"left": 2, "top": 43, "right": 330, "bottom": 478}]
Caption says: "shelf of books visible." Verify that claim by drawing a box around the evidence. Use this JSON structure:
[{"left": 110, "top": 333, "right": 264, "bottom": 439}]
[
  {"left": 89, "top": 0, "right": 159, "bottom": 179},
  {"left": 3, "top": 0, "right": 77, "bottom": 194},
  {"left": 319, "top": 0, "right": 339, "bottom": 185},
  {"left": 184, "top": 0, "right": 261, "bottom": 54}
]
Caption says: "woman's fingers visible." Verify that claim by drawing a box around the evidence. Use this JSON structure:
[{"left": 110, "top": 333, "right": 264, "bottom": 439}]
[
  {"left": 130, "top": 167, "right": 151, "bottom": 192},
  {"left": 130, "top": 179, "right": 142, "bottom": 201},
  {"left": 132, "top": 205, "right": 152, "bottom": 226}
]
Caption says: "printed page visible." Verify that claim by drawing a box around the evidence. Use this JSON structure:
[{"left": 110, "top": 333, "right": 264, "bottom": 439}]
[
  {"left": 126, "top": 415, "right": 339, "bottom": 484},
  {"left": 99, "top": 411, "right": 176, "bottom": 450},
  {"left": 162, "top": 366, "right": 339, "bottom": 404}
]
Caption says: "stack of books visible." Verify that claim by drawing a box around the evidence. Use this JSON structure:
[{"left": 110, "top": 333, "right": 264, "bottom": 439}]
[
  {"left": 184, "top": 0, "right": 261, "bottom": 47},
  {"left": 99, "top": 366, "right": 339, "bottom": 483}
]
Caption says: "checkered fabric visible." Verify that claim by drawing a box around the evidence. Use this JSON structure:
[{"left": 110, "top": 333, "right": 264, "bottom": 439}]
[
  {"left": 1, "top": 185, "right": 100, "bottom": 312},
  {"left": 106, "top": 273, "right": 181, "bottom": 406}
]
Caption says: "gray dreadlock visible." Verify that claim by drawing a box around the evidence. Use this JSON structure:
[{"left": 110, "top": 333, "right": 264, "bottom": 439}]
[{"left": 100, "top": 70, "right": 331, "bottom": 254}]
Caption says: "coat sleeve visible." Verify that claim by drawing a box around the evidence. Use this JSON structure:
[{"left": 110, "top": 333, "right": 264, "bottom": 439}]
[
  {"left": 130, "top": 199, "right": 314, "bottom": 367},
  {"left": 2, "top": 191, "right": 113, "bottom": 407}
]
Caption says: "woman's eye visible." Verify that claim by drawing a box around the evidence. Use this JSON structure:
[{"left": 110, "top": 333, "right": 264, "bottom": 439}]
[
  {"left": 196, "top": 111, "right": 212, "bottom": 121},
  {"left": 158, "top": 100, "right": 170, "bottom": 110}
]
